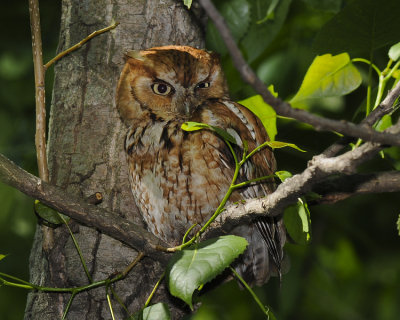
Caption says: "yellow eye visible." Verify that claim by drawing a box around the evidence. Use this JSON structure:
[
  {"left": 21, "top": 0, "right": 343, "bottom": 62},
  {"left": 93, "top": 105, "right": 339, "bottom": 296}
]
[
  {"left": 196, "top": 82, "right": 210, "bottom": 89},
  {"left": 151, "top": 83, "right": 172, "bottom": 95}
]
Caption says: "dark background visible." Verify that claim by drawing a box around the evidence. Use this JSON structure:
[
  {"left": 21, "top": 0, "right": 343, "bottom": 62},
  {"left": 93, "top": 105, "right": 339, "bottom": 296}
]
[{"left": 0, "top": 1, "right": 399, "bottom": 319}]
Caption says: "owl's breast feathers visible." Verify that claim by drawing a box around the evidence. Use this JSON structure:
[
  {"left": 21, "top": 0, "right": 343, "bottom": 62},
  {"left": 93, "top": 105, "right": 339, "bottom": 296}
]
[{"left": 124, "top": 100, "right": 276, "bottom": 241}]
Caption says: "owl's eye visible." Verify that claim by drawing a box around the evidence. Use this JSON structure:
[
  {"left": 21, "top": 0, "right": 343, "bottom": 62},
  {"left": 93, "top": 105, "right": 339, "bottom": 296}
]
[
  {"left": 151, "top": 83, "right": 172, "bottom": 95},
  {"left": 196, "top": 82, "right": 210, "bottom": 89}
]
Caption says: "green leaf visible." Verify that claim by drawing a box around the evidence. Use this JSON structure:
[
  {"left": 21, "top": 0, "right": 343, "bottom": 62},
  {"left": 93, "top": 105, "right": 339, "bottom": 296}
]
[
  {"left": 205, "top": 0, "right": 251, "bottom": 55},
  {"left": 242, "top": 0, "right": 292, "bottom": 62},
  {"left": 181, "top": 122, "right": 237, "bottom": 145},
  {"left": 166, "top": 235, "right": 248, "bottom": 309},
  {"left": 389, "top": 42, "right": 400, "bottom": 61},
  {"left": 313, "top": 0, "right": 400, "bottom": 59},
  {"left": 183, "top": 0, "right": 192, "bottom": 9},
  {"left": 275, "top": 170, "right": 292, "bottom": 182},
  {"left": 239, "top": 89, "right": 277, "bottom": 141},
  {"left": 375, "top": 114, "right": 392, "bottom": 132},
  {"left": 283, "top": 198, "right": 311, "bottom": 245},
  {"left": 0, "top": 254, "right": 7, "bottom": 262},
  {"left": 265, "top": 140, "right": 306, "bottom": 152},
  {"left": 34, "top": 200, "right": 69, "bottom": 227},
  {"left": 137, "top": 303, "right": 171, "bottom": 320},
  {"left": 290, "top": 53, "right": 362, "bottom": 105}
]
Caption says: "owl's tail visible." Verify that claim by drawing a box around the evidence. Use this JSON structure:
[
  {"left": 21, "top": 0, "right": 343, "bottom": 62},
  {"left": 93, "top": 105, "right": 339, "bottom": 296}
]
[{"left": 232, "top": 216, "right": 286, "bottom": 287}]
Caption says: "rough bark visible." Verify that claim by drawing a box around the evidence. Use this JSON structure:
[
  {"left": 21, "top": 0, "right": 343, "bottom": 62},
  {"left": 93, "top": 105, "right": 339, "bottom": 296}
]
[{"left": 25, "top": 0, "right": 203, "bottom": 319}]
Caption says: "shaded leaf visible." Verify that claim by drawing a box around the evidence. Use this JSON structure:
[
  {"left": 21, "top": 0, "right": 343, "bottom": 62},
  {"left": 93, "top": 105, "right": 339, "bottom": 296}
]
[
  {"left": 256, "top": 0, "right": 280, "bottom": 23},
  {"left": 239, "top": 88, "right": 277, "bottom": 141},
  {"left": 284, "top": 198, "right": 311, "bottom": 245},
  {"left": 134, "top": 303, "right": 171, "bottom": 320},
  {"left": 34, "top": 200, "right": 69, "bottom": 227},
  {"left": 242, "top": 0, "right": 292, "bottom": 62},
  {"left": 205, "top": 0, "right": 251, "bottom": 55},
  {"left": 301, "top": 0, "right": 343, "bottom": 13},
  {"left": 313, "top": 0, "right": 400, "bottom": 59},
  {"left": 181, "top": 122, "right": 237, "bottom": 145},
  {"left": 389, "top": 42, "right": 400, "bottom": 61},
  {"left": 290, "top": 53, "right": 362, "bottom": 105},
  {"left": 166, "top": 235, "right": 248, "bottom": 309}
]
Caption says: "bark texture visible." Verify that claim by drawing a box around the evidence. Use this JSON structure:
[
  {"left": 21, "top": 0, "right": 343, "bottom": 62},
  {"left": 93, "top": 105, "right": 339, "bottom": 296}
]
[{"left": 25, "top": 0, "right": 203, "bottom": 318}]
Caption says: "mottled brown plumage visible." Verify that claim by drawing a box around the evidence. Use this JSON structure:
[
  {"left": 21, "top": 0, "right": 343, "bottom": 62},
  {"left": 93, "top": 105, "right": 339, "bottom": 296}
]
[{"left": 116, "top": 46, "right": 285, "bottom": 286}]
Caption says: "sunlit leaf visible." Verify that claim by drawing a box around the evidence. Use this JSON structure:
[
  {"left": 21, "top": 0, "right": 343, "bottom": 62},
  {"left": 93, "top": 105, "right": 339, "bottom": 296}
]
[
  {"left": 239, "top": 88, "right": 277, "bottom": 140},
  {"left": 266, "top": 140, "right": 306, "bottom": 152},
  {"left": 375, "top": 114, "right": 392, "bottom": 132},
  {"left": 34, "top": 200, "right": 69, "bottom": 227},
  {"left": 284, "top": 198, "right": 311, "bottom": 245},
  {"left": 0, "top": 254, "right": 7, "bottom": 262},
  {"left": 290, "top": 53, "right": 361, "bottom": 105},
  {"left": 183, "top": 0, "right": 192, "bottom": 9},
  {"left": 275, "top": 170, "right": 292, "bottom": 182},
  {"left": 392, "top": 70, "right": 400, "bottom": 79},
  {"left": 181, "top": 122, "right": 237, "bottom": 144},
  {"left": 166, "top": 235, "right": 248, "bottom": 309},
  {"left": 389, "top": 42, "right": 400, "bottom": 61}
]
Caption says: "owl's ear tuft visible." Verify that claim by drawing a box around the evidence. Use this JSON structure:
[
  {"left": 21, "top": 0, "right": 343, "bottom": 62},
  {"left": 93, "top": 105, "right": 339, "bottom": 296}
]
[{"left": 125, "top": 50, "right": 145, "bottom": 61}]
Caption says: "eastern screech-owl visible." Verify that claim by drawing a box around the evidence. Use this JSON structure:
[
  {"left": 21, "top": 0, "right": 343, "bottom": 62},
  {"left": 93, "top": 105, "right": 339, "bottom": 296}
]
[{"left": 116, "top": 46, "right": 285, "bottom": 286}]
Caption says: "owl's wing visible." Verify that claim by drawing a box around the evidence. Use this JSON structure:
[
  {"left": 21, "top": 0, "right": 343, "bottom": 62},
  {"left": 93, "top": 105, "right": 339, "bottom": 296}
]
[{"left": 197, "top": 99, "right": 286, "bottom": 286}]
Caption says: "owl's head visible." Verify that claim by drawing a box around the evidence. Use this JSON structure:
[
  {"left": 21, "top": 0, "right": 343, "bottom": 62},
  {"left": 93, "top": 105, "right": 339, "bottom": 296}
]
[{"left": 116, "top": 46, "right": 229, "bottom": 123}]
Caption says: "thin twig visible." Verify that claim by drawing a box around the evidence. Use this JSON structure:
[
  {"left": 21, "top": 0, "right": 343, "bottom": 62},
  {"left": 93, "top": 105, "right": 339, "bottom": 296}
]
[
  {"left": 198, "top": 0, "right": 400, "bottom": 147},
  {"left": 29, "top": 0, "right": 49, "bottom": 182},
  {"left": 44, "top": 22, "right": 120, "bottom": 70},
  {"left": 120, "top": 252, "right": 145, "bottom": 278}
]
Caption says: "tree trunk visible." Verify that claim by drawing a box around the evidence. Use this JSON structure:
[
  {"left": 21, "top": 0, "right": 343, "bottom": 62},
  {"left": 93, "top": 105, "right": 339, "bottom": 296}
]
[{"left": 24, "top": 0, "right": 203, "bottom": 318}]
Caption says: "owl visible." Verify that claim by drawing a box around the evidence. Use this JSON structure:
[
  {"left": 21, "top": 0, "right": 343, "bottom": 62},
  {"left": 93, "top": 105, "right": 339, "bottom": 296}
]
[{"left": 116, "top": 46, "right": 285, "bottom": 286}]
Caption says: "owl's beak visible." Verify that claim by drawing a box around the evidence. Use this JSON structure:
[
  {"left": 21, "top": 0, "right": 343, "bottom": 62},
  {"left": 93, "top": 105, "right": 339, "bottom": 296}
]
[{"left": 175, "top": 93, "right": 196, "bottom": 117}]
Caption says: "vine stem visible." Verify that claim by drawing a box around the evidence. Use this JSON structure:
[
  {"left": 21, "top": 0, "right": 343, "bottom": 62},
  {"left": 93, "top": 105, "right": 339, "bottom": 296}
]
[
  {"left": 373, "top": 60, "right": 400, "bottom": 111},
  {"left": 352, "top": 58, "right": 381, "bottom": 77},
  {"left": 230, "top": 267, "right": 274, "bottom": 319},
  {"left": 144, "top": 272, "right": 166, "bottom": 308},
  {"left": 0, "top": 253, "right": 143, "bottom": 293},
  {"left": 58, "top": 213, "right": 93, "bottom": 283}
]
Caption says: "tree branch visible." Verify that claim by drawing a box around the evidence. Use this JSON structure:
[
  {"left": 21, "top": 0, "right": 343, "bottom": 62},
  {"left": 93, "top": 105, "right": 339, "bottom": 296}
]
[
  {"left": 311, "top": 171, "right": 400, "bottom": 205},
  {"left": 1, "top": 137, "right": 399, "bottom": 263},
  {"left": 198, "top": 0, "right": 400, "bottom": 147},
  {"left": 29, "top": 0, "right": 48, "bottom": 182},
  {"left": 0, "top": 153, "right": 169, "bottom": 265},
  {"left": 212, "top": 141, "right": 385, "bottom": 232}
]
